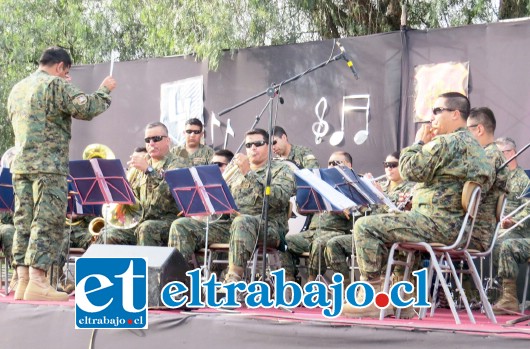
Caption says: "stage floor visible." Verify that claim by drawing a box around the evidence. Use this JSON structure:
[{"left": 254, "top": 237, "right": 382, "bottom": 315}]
[{"left": 1, "top": 292, "right": 529, "bottom": 349}]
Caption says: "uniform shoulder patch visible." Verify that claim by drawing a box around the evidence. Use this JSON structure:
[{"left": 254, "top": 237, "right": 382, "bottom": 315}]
[{"left": 73, "top": 95, "right": 88, "bottom": 105}]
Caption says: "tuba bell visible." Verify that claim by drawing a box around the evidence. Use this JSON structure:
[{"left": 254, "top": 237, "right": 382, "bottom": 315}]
[
  {"left": 68, "top": 144, "right": 116, "bottom": 227},
  {"left": 83, "top": 143, "right": 116, "bottom": 160}
]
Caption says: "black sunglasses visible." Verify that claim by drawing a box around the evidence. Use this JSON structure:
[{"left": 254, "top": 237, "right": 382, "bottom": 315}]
[
  {"left": 383, "top": 161, "right": 399, "bottom": 169},
  {"left": 272, "top": 140, "right": 277, "bottom": 145},
  {"left": 144, "top": 135, "right": 167, "bottom": 143},
  {"left": 328, "top": 160, "right": 344, "bottom": 167},
  {"left": 212, "top": 161, "right": 227, "bottom": 167},
  {"left": 185, "top": 129, "right": 202, "bottom": 135},
  {"left": 432, "top": 107, "right": 456, "bottom": 115},
  {"left": 245, "top": 140, "right": 268, "bottom": 149}
]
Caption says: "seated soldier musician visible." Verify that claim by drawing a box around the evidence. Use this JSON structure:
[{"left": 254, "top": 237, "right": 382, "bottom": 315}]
[
  {"left": 103, "top": 121, "right": 189, "bottom": 246},
  {"left": 171, "top": 118, "right": 214, "bottom": 166},
  {"left": 280, "top": 151, "right": 354, "bottom": 285},
  {"left": 342, "top": 92, "right": 494, "bottom": 318},
  {"left": 220, "top": 128, "right": 295, "bottom": 285}
]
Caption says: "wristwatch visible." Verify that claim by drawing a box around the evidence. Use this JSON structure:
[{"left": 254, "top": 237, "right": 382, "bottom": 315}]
[
  {"left": 145, "top": 166, "right": 155, "bottom": 175},
  {"left": 415, "top": 140, "right": 425, "bottom": 146}
]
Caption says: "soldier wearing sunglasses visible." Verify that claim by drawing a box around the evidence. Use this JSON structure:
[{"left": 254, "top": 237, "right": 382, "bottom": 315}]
[
  {"left": 271, "top": 126, "right": 319, "bottom": 169},
  {"left": 103, "top": 122, "right": 189, "bottom": 247},
  {"left": 343, "top": 92, "right": 495, "bottom": 318},
  {"left": 171, "top": 118, "right": 214, "bottom": 166}
]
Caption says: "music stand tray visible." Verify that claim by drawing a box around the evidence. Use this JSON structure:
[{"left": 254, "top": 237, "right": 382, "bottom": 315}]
[
  {"left": 165, "top": 165, "right": 238, "bottom": 280},
  {"left": 0, "top": 168, "right": 14, "bottom": 212},
  {"left": 164, "top": 165, "right": 238, "bottom": 217},
  {"left": 69, "top": 159, "right": 135, "bottom": 206}
]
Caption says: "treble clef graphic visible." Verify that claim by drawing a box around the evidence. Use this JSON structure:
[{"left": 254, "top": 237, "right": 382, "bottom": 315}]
[{"left": 312, "top": 97, "right": 329, "bottom": 144}]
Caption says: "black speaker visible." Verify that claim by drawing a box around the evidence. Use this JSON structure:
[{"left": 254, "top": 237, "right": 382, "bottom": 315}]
[{"left": 82, "top": 244, "right": 190, "bottom": 307}]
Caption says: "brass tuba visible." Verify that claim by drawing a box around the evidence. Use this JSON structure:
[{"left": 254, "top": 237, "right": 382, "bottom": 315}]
[
  {"left": 82, "top": 143, "right": 116, "bottom": 160},
  {"left": 68, "top": 144, "right": 116, "bottom": 227}
]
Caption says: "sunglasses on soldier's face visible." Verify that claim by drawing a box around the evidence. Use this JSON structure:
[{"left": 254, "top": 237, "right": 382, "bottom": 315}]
[{"left": 383, "top": 161, "right": 398, "bottom": 169}]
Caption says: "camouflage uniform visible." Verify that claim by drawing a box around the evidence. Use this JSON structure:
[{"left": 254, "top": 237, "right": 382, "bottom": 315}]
[
  {"left": 281, "top": 211, "right": 352, "bottom": 279},
  {"left": 354, "top": 128, "right": 494, "bottom": 280},
  {"left": 285, "top": 144, "right": 319, "bottom": 169},
  {"left": 171, "top": 144, "right": 214, "bottom": 166},
  {"left": 492, "top": 166, "right": 530, "bottom": 266},
  {"left": 104, "top": 152, "right": 189, "bottom": 246},
  {"left": 228, "top": 161, "right": 295, "bottom": 271},
  {"left": 8, "top": 70, "right": 111, "bottom": 270},
  {"left": 325, "top": 180, "right": 414, "bottom": 281},
  {"left": 469, "top": 143, "right": 509, "bottom": 252},
  {"left": 0, "top": 212, "right": 15, "bottom": 260},
  {"left": 498, "top": 238, "right": 530, "bottom": 280},
  {"left": 168, "top": 216, "right": 232, "bottom": 266}
]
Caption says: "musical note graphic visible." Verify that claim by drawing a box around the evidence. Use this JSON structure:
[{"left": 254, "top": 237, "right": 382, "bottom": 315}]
[
  {"left": 311, "top": 97, "right": 329, "bottom": 144},
  {"left": 224, "top": 118, "right": 234, "bottom": 149},
  {"left": 210, "top": 111, "right": 221, "bottom": 146}
]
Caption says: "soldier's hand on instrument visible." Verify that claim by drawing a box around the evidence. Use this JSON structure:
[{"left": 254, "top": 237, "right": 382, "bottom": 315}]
[
  {"left": 501, "top": 217, "right": 515, "bottom": 229},
  {"left": 101, "top": 76, "right": 117, "bottom": 91},
  {"left": 128, "top": 153, "right": 149, "bottom": 172},
  {"left": 415, "top": 124, "right": 434, "bottom": 144},
  {"left": 235, "top": 154, "right": 251, "bottom": 175}
]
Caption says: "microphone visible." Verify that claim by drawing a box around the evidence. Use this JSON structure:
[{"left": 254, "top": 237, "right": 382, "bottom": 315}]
[{"left": 336, "top": 41, "right": 359, "bottom": 80}]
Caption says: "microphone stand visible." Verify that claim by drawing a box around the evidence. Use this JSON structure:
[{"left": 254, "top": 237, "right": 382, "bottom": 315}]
[
  {"left": 498, "top": 142, "right": 530, "bottom": 173},
  {"left": 217, "top": 50, "right": 350, "bottom": 282}
]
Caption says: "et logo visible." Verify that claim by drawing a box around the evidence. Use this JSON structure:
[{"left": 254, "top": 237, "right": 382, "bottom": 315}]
[{"left": 75, "top": 258, "right": 148, "bottom": 329}]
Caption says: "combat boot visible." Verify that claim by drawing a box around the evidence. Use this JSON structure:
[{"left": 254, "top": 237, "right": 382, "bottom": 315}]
[
  {"left": 217, "top": 265, "right": 244, "bottom": 302},
  {"left": 492, "top": 279, "right": 520, "bottom": 315},
  {"left": 391, "top": 273, "right": 415, "bottom": 319},
  {"left": 14, "top": 266, "right": 29, "bottom": 300},
  {"left": 23, "top": 267, "right": 69, "bottom": 302},
  {"left": 342, "top": 278, "right": 387, "bottom": 318}
]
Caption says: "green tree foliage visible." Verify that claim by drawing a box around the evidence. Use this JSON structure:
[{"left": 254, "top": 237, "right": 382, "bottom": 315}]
[{"left": 0, "top": 0, "right": 527, "bottom": 154}]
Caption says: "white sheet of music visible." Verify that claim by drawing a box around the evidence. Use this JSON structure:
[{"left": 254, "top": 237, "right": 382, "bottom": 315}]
[
  {"left": 296, "top": 169, "right": 356, "bottom": 212},
  {"left": 360, "top": 177, "right": 398, "bottom": 211}
]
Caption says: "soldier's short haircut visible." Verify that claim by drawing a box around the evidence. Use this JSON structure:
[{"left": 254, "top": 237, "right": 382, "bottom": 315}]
[
  {"left": 389, "top": 150, "right": 401, "bottom": 160},
  {"left": 246, "top": 128, "right": 269, "bottom": 144},
  {"left": 469, "top": 107, "right": 496, "bottom": 134},
  {"left": 214, "top": 149, "right": 234, "bottom": 162},
  {"left": 496, "top": 137, "right": 517, "bottom": 151},
  {"left": 185, "top": 118, "right": 204, "bottom": 132},
  {"left": 39, "top": 46, "right": 73, "bottom": 68},
  {"left": 332, "top": 151, "right": 353, "bottom": 165},
  {"left": 438, "top": 92, "right": 470, "bottom": 120},
  {"left": 146, "top": 121, "right": 169, "bottom": 136},
  {"left": 272, "top": 126, "right": 287, "bottom": 138}
]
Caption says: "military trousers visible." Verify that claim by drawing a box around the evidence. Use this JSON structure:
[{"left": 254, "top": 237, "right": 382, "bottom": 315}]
[
  {"left": 354, "top": 210, "right": 458, "bottom": 279},
  {"left": 281, "top": 229, "right": 346, "bottom": 278},
  {"left": 168, "top": 217, "right": 232, "bottom": 264},
  {"left": 498, "top": 238, "right": 530, "bottom": 280},
  {"left": 228, "top": 214, "right": 283, "bottom": 270},
  {"left": 0, "top": 223, "right": 15, "bottom": 260},
  {"left": 12, "top": 173, "right": 68, "bottom": 270}
]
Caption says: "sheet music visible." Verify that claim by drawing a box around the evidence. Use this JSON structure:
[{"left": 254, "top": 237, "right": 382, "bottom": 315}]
[
  {"left": 360, "top": 177, "right": 398, "bottom": 211},
  {"left": 295, "top": 169, "right": 356, "bottom": 211}
]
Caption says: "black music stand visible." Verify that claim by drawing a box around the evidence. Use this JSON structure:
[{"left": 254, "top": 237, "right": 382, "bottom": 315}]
[
  {"left": 295, "top": 168, "right": 358, "bottom": 283},
  {"left": 0, "top": 168, "right": 14, "bottom": 213},
  {"left": 165, "top": 165, "right": 238, "bottom": 278},
  {"left": 68, "top": 159, "right": 135, "bottom": 244}
]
